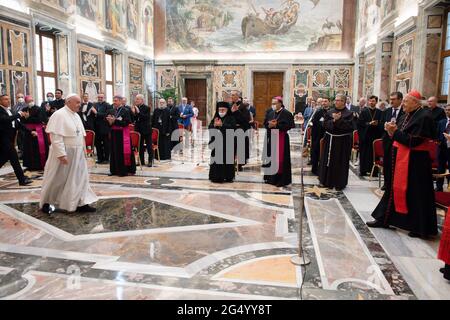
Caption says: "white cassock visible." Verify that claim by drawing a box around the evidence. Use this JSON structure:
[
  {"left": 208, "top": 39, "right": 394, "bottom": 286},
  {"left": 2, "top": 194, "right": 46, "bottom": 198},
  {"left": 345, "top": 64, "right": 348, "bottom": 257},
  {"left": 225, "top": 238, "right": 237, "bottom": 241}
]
[{"left": 40, "top": 106, "right": 98, "bottom": 212}]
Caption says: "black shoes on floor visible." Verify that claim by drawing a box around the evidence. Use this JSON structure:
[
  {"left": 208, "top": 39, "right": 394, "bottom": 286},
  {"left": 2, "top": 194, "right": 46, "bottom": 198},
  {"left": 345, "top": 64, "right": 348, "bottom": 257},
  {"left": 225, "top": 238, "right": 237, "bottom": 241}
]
[
  {"left": 76, "top": 205, "right": 97, "bottom": 213},
  {"left": 41, "top": 203, "right": 55, "bottom": 214},
  {"left": 19, "top": 178, "right": 32, "bottom": 186},
  {"left": 41, "top": 204, "right": 96, "bottom": 214},
  {"left": 366, "top": 220, "right": 390, "bottom": 229}
]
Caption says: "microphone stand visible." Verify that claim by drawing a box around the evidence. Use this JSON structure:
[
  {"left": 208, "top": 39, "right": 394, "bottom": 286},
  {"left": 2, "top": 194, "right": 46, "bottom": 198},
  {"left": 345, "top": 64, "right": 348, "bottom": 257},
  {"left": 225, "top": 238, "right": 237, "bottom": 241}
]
[{"left": 291, "top": 122, "right": 310, "bottom": 268}]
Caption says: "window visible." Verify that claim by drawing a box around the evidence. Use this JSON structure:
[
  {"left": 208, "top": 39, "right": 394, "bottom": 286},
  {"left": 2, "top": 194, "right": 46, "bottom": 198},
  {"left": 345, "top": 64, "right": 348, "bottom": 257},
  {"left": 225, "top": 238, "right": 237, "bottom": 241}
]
[
  {"left": 35, "top": 29, "right": 57, "bottom": 105},
  {"left": 439, "top": 10, "right": 450, "bottom": 99},
  {"left": 105, "top": 51, "right": 114, "bottom": 103}
]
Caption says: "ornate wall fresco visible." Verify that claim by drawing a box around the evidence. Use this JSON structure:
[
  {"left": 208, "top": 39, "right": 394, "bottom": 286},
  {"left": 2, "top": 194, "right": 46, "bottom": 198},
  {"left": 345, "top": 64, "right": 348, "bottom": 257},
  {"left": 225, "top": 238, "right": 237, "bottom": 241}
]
[
  {"left": 0, "top": 21, "right": 32, "bottom": 105},
  {"left": 126, "top": 0, "right": 139, "bottom": 40},
  {"left": 32, "top": 0, "right": 75, "bottom": 14},
  {"left": 142, "top": 1, "right": 154, "bottom": 48},
  {"left": 292, "top": 65, "right": 353, "bottom": 103},
  {"left": 165, "top": 0, "right": 348, "bottom": 53},
  {"left": 357, "top": 0, "right": 396, "bottom": 37},
  {"left": 156, "top": 67, "right": 177, "bottom": 90},
  {"left": 213, "top": 66, "right": 246, "bottom": 103}
]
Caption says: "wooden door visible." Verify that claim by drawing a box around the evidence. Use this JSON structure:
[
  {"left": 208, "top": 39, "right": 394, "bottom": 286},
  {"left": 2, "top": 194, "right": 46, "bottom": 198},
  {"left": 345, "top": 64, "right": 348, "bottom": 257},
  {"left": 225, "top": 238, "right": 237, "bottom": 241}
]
[
  {"left": 253, "top": 72, "right": 284, "bottom": 126},
  {"left": 185, "top": 79, "right": 207, "bottom": 123}
]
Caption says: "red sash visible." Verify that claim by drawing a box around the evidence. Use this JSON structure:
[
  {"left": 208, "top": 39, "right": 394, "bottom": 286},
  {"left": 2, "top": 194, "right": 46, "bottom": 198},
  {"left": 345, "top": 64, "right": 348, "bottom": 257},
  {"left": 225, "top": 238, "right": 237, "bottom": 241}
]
[
  {"left": 392, "top": 140, "right": 436, "bottom": 214},
  {"left": 112, "top": 126, "right": 131, "bottom": 166},
  {"left": 25, "top": 123, "right": 46, "bottom": 168},
  {"left": 438, "top": 209, "right": 450, "bottom": 265}
]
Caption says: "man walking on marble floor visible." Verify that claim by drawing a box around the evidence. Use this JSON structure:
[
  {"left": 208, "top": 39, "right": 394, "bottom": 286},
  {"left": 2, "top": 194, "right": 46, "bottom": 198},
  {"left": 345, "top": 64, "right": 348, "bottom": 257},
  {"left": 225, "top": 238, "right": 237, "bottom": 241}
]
[
  {"left": 40, "top": 94, "right": 98, "bottom": 214},
  {"left": 0, "top": 94, "right": 32, "bottom": 186},
  {"left": 318, "top": 94, "right": 354, "bottom": 191},
  {"left": 367, "top": 90, "right": 438, "bottom": 239}
]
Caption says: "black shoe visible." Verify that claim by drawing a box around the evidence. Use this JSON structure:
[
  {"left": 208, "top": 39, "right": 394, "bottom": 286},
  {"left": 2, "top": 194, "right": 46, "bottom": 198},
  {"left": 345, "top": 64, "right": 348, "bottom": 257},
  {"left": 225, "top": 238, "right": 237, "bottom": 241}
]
[
  {"left": 76, "top": 205, "right": 96, "bottom": 213},
  {"left": 435, "top": 187, "right": 444, "bottom": 192},
  {"left": 41, "top": 203, "right": 55, "bottom": 214},
  {"left": 408, "top": 232, "right": 421, "bottom": 238},
  {"left": 440, "top": 268, "right": 445, "bottom": 274},
  {"left": 19, "top": 178, "right": 32, "bottom": 186},
  {"left": 381, "top": 185, "right": 386, "bottom": 191},
  {"left": 366, "top": 220, "right": 389, "bottom": 228},
  {"left": 238, "top": 165, "right": 244, "bottom": 172},
  {"left": 147, "top": 163, "right": 153, "bottom": 167}
]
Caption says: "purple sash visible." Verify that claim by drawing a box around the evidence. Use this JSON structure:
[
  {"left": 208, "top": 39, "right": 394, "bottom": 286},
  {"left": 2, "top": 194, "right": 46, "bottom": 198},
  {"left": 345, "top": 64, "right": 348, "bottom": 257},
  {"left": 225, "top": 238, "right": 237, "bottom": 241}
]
[
  {"left": 25, "top": 123, "right": 46, "bottom": 168},
  {"left": 278, "top": 131, "right": 286, "bottom": 175},
  {"left": 112, "top": 125, "right": 131, "bottom": 166}
]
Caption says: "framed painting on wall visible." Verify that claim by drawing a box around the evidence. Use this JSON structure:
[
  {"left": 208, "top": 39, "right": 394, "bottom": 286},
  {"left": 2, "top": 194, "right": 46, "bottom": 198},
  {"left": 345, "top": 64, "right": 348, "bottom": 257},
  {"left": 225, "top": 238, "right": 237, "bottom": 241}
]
[
  {"left": 81, "top": 79, "right": 101, "bottom": 102},
  {"left": 80, "top": 50, "right": 100, "bottom": 78},
  {"left": 397, "top": 39, "right": 414, "bottom": 75},
  {"left": 396, "top": 78, "right": 410, "bottom": 97}
]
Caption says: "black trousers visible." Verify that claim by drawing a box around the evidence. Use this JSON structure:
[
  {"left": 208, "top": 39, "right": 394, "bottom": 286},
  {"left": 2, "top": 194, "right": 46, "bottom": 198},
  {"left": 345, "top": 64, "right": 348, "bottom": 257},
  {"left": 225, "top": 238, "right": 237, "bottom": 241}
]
[
  {"left": 138, "top": 131, "right": 153, "bottom": 165},
  {"left": 95, "top": 133, "right": 110, "bottom": 162},
  {"left": 0, "top": 146, "right": 26, "bottom": 183},
  {"left": 437, "top": 147, "right": 450, "bottom": 190}
]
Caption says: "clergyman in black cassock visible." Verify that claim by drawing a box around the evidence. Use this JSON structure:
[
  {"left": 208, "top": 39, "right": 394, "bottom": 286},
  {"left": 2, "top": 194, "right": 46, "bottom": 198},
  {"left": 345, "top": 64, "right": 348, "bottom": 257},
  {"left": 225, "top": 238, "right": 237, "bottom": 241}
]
[
  {"left": 108, "top": 97, "right": 136, "bottom": 177},
  {"left": 368, "top": 91, "right": 438, "bottom": 239},
  {"left": 380, "top": 92, "right": 404, "bottom": 190},
  {"left": 357, "top": 96, "right": 383, "bottom": 177},
  {"left": 310, "top": 98, "right": 330, "bottom": 175},
  {"left": 230, "top": 91, "right": 251, "bottom": 169},
  {"left": 209, "top": 102, "right": 237, "bottom": 183},
  {"left": 132, "top": 95, "right": 153, "bottom": 166},
  {"left": 318, "top": 95, "right": 354, "bottom": 190},
  {"left": 263, "top": 97, "right": 295, "bottom": 187},
  {"left": 78, "top": 94, "right": 95, "bottom": 130},
  {"left": 152, "top": 99, "right": 172, "bottom": 160},
  {"left": 22, "top": 99, "right": 49, "bottom": 171},
  {"left": 167, "top": 98, "right": 180, "bottom": 151},
  {"left": 93, "top": 94, "right": 113, "bottom": 164}
]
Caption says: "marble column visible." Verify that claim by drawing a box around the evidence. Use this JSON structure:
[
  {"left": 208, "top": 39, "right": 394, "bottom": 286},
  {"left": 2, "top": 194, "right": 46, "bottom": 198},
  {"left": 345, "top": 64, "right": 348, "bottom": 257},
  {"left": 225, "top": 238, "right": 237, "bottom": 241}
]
[
  {"left": 357, "top": 55, "right": 365, "bottom": 99},
  {"left": 380, "top": 41, "right": 393, "bottom": 101},
  {"left": 423, "top": 33, "right": 441, "bottom": 98}
]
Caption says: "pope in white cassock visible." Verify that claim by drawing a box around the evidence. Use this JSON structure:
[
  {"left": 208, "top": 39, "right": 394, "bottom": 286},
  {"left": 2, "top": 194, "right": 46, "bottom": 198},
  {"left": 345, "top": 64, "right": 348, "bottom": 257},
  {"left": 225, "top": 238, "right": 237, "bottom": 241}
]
[{"left": 40, "top": 94, "right": 98, "bottom": 214}]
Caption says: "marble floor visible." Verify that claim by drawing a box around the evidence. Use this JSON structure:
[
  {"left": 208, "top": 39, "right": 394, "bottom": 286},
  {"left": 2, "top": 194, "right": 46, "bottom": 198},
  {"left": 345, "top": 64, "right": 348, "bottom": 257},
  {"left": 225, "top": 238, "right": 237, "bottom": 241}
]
[{"left": 0, "top": 128, "right": 448, "bottom": 300}]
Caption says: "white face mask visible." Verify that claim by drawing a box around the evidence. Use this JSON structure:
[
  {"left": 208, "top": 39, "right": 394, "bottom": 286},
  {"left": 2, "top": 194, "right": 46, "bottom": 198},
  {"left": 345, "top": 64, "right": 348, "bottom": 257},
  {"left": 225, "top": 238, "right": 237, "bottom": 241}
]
[
  {"left": 28, "top": 102, "right": 34, "bottom": 107},
  {"left": 272, "top": 104, "right": 277, "bottom": 111},
  {"left": 159, "top": 104, "right": 167, "bottom": 109},
  {"left": 47, "top": 97, "right": 54, "bottom": 102},
  {"left": 218, "top": 112, "right": 227, "bottom": 118},
  {"left": 18, "top": 98, "right": 25, "bottom": 104}
]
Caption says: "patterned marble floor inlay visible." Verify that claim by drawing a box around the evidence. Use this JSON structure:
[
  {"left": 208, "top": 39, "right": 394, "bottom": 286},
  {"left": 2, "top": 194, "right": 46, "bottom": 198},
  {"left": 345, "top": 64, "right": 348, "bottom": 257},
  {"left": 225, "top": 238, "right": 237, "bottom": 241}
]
[
  {"left": 0, "top": 128, "right": 447, "bottom": 300},
  {"left": 6, "top": 198, "right": 232, "bottom": 235},
  {"left": 305, "top": 198, "right": 394, "bottom": 295}
]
